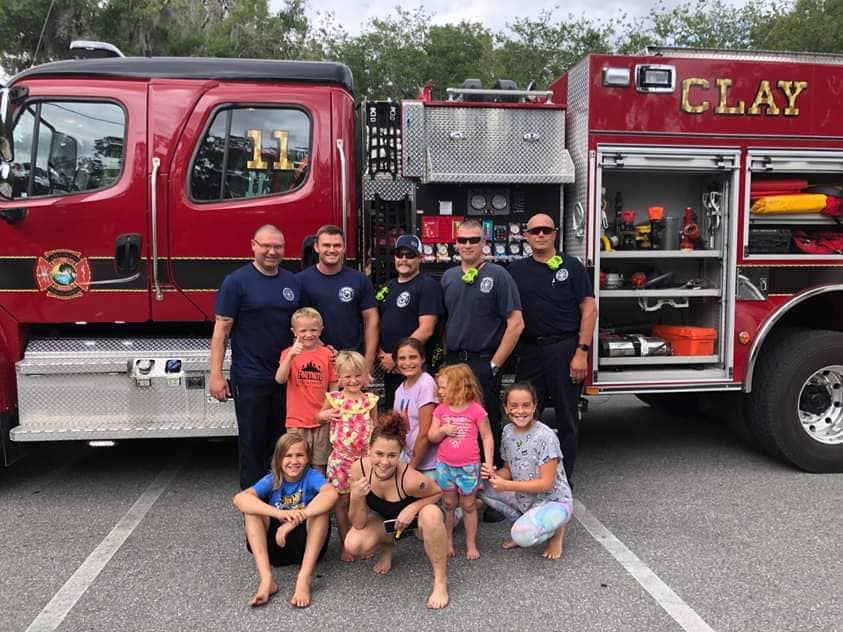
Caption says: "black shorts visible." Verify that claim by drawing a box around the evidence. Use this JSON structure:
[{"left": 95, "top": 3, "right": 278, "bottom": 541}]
[{"left": 247, "top": 518, "right": 330, "bottom": 567}]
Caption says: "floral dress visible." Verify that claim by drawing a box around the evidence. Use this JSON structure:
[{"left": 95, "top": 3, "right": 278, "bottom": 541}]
[{"left": 325, "top": 391, "right": 379, "bottom": 493}]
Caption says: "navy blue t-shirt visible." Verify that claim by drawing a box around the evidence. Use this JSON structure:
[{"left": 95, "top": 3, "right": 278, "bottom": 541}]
[
  {"left": 507, "top": 255, "right": 594, "bottom": 339},
  {"left": 298, "top": 265, "right": 377, "bottom": 352},
  {"left": 441, "top": 262, "right": 521, "bottom": 353},
  {"left": 378, "top": 273, "right": 444, "bottom": 356},
  {"left": 215, "top": 263, "right": 300, "bottom": 381}
]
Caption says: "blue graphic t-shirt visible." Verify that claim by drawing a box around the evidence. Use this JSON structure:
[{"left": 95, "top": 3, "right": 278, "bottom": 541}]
[{"left": 251, "top": 467, "right": 327, "bottom": 510}]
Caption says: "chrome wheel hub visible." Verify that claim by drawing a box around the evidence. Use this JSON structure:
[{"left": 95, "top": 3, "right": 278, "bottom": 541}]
[{"left": 798, "top": 365, "right": 843, "bottom": 445}]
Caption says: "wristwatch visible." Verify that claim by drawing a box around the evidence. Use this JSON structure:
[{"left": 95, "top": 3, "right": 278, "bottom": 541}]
[
  {"left": 490, "top": 361, "right": 500, "bottom": 376},
  {"left": 577, "top": 343, "right": 590, "bottom": 352}
]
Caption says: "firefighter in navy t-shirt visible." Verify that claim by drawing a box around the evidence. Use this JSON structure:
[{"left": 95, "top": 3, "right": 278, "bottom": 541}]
[
  {"left": 441, "top": 218, "right": 524, "bottom": 474},
  {"left": 297, "top": 225, "right": 379, "bottom": 376},
  {"left": 376, "top": 234, "right": 444, "bottom": 408},
  {"left": 507, "top": 213, "right": 597, "bottom": 481},
  {"left": 210, "top": 225, "right": 301, "bottom": 489}
]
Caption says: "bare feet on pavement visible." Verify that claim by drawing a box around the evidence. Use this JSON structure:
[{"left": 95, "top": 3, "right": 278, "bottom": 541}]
[
  {"left": 427, "top": 581, "right": 449, "bottom": 609},
  {"left": 501, "top": 538, "right": 519, "bottom": 550},
  {"left": 248, "top": 579, "right": 279, "bottom": 607},
  {"left": 466, "top": 544, "right": 481, "bottom": 560},
  {"left": 373, "top": 546, "right": 393, "bottom": 575},
  {"left": 542, "top": 527, "right": 565, "bottom": 560},
  {"left": 289, "top": 576, "right": 312, "bottom": 608}
]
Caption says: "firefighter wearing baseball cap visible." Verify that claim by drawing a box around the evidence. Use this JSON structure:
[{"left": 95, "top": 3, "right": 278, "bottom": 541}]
[{"left": 376, "top": 234, "right": 444, "bottom": 408}]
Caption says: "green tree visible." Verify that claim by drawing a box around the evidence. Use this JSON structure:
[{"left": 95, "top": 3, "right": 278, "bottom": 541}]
[
  {"left": 0, "top": 0, "right": 100, "bottom": 73},
  {"left": 754, "top": 0, "right": 843, "bottom": 52},
  {"left": 423, "top": 22, "right": 495, "bottom": 99},
  {"left": 494, "top": 11, "right": 613, "bottom": 89}
]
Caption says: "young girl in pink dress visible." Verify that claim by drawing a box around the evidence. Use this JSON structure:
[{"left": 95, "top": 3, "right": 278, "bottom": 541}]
[
  {"left": 428, "top": 363, "right": 494, "bottom": 561},
  {"left": 318, "top": 350, "right": 379, "bottom": 561}
]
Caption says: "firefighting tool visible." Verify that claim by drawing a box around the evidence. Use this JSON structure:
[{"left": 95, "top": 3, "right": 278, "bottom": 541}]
[
  {"left": 680, "top": 207, "right": 701, "bottom": 250},
  {"left": 631, "top": 272, "right": 648, "bottom": 288},
  {"left": 635, "top": 224, "right": 652, "bottom": 249},
  {"left": 620, "top": 211, "right": 637, "bottom": 250},
  {"left": 702, "top": 190, "right": 721, "bottom": 249},
  {"left": 648, "top": 206, "right": 665, "bottom": 250}
]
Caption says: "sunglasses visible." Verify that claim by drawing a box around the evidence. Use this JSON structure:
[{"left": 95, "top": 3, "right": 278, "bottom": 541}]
[
  {"left": 456, "top": 236, "right": 483, "bottom": 245},
  {"left": 395, "top": 250, "right": 418, "bottom": 260},
  {"left": 526, "top": 226, "right": 557, "bottom": 236}
]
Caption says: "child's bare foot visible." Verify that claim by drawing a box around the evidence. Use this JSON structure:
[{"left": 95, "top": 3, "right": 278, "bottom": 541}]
[
  {"left": 447, "top": 544, "right": 456, "bottom": 558},
  {"left": 501, "top": 538, "right": 519, "bottom": 550},
  {"left": 372, "top": 546, "right": 393, "bottom": 575},
  {"left": 340, "top": 548, "right": 355, "bottom": 562},
  {"left": 542, "top": 527, "right": 565, "bottom": 560},
  {"left": 248, "top": 579, "right": 278, "bottom": 607},
  {"left": 289, "top": 576, "right": 312, "bottom": 608},
  {"left": 427, "top": 580, "right": 449, "bottom": 609},
  {"left": 465, "top": 544, "right": 481, "bottom": 560}
]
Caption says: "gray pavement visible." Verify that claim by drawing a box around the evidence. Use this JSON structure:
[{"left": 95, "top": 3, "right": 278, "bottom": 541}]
[{"left": 2, "top": 395, "right": 842, "bottom": 632}]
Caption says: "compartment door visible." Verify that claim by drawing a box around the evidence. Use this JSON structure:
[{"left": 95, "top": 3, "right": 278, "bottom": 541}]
[{"left": 593, "top": 144, "right": 741, "bottom": 388}]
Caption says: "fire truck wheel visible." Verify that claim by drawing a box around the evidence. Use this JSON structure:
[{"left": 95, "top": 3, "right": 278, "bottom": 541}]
[
  {"left": 635, "top": 393, "right": 704, "bottom": 417},
  {"left": 748, "top": 327, "right": 843, "bottom": 473}
]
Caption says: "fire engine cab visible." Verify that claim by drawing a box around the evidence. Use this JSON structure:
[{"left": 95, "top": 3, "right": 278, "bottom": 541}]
[{"left": 0, "top": 46, "right": 841, "bottom": 473}]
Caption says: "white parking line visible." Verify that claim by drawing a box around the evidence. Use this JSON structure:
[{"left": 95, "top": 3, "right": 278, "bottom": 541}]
[
  {"left": 574, "top": 499, "right": 717, "bottom": 632},
  {"left": 26, "top": 463, "right": 180, "bottom": 632}
]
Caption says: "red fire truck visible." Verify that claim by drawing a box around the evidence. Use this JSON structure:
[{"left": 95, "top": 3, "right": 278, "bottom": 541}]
[{"left": 0, "top": 47, "right": 841, "bottom": 472}]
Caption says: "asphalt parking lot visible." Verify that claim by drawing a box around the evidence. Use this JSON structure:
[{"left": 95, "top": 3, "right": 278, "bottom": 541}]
[{"left": 2, "top": 395, "right": 842, "bottom": 632}]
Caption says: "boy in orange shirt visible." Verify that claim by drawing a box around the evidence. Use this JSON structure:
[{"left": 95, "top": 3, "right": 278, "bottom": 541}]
[{"left": 276, "top": 308, "right": 337, "bottom": 473}]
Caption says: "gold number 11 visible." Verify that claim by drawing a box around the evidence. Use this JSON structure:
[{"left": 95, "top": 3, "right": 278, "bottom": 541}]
[{"left": 246, "top": 129, "right": 292, "bottom": 170}]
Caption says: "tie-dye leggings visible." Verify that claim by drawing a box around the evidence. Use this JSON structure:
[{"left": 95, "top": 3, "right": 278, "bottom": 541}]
[{"left": 480, "top": 488, "right": 572, "bottom": 547}]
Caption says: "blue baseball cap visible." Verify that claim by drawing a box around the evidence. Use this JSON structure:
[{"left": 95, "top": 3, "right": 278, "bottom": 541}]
[{"left": 395, "top": 234, "right": 422, "bottom": 255}]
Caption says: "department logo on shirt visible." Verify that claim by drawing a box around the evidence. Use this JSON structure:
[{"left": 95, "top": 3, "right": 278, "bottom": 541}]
[
  {"left": 282, "top": 287, "right": 295, "bottom": 301},
  {"left": 339, "top": 286, "right": 354, "bottom": 303},
  {"left": 479, "top": 277, "right": 494, "bottom": 293},
  {"left": 555, "top": 268, "right": 569, "bottom": 283},
  {"left": 396, "top": 291, "right": 411, "bottom": 308}
]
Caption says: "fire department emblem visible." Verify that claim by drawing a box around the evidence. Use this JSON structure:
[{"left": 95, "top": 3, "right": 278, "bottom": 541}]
[
  {"left": 35, "top": 250, "right": 92, "bottom": 300},
  {"left": 479, "top": 277, "right": 494, "bottom": 294},
  {"left": 339, "top": 286, "right": 354, "bottom": 303},
  {"left": 283, "top": 287, "right": 295, "bottom": 301},
  {"left": 555, "top": 268, "right": 569, "bottom": 283},
  {"left": 396, "top": 291, "right": 411, "bottom": 308}
]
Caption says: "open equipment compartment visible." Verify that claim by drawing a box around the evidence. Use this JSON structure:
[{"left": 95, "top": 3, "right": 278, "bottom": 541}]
[
  {"left": 744, "top": 149, "right": 843, "bottom": 259},
  {"left": 593, "top": 145, "right": 739, "bottom": 385}
]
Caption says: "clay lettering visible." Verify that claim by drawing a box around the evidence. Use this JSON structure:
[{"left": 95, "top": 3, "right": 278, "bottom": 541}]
[
  {"left": 681, "top": 77, "right": 710, "bottom": 114},
  {"left": 715, "top": 78, "right": 745, "bottom": 115}
]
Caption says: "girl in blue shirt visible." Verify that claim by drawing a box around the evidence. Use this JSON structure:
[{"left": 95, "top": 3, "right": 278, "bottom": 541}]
[{"left": 233, "top": 432, "right": 338, "bottom": 608}]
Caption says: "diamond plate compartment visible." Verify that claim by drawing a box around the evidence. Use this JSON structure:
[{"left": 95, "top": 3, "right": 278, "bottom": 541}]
[
  {"left": 13, "top": 337, "right": 236, "bottom": 440},
  {"left": 363, "top": 177, "right": 416, "bottom": 203},
  {"left": 564, "top": 58, "right": 590, "bottom": 260},
  {"left": 402, "top": 101, "right": 425, "bottom": 178},
  {"left": 422, "top": 106, "right": 574, "bottom": 184}
]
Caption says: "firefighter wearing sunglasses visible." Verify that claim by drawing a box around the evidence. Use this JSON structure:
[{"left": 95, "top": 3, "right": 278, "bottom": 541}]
[{"left": 507, "top": 213, "right": 597, "bottom": 482}]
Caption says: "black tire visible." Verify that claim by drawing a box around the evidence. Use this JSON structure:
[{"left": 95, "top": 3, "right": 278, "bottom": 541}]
[
  {"left": 748, "top": 327, "right": 843, "bottom": 473},
  {"left": 635, "top": 393, "right": 704, "bottom": 417}
]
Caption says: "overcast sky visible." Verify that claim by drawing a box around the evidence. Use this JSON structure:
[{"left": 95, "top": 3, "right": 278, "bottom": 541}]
[{"left": 282, "top": 0, "right": 694, "bottom": 35}]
